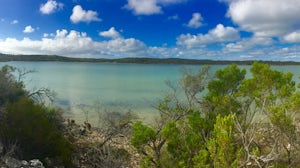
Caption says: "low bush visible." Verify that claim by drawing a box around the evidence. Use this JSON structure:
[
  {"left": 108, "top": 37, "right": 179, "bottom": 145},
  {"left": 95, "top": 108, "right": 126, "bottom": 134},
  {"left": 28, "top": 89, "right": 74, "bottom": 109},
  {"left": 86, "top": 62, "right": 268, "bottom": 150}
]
[
  {"left": 0, "top": 98, "right": 73, "bottom": 166},
  {"left": 0, "top": 65, "right": 73, "bottom": 167}
]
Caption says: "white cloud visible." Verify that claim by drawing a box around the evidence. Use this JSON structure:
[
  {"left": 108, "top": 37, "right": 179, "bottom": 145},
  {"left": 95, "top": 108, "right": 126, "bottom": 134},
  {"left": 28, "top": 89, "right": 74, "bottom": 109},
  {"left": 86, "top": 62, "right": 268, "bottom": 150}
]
[
  {"left": 226, "top": 0, "right": 300, "bottom": 37},
  {"left": 186, "top": 13, "right": 203, "bottom": 28},
  {"left": 124, "top": 0, "right": 186, "bottom": 15},
  {"left": 230, "top": 46, "right": 300, "bottom": 61},
  {"left": 269, "top": 46, "right": 300, "bottom": 61},
  {"left": 70, "top": 5, "right": 101, "bottom": 23},
  {"left": 177, "top": 24, "right": 240, "bottom": 48},
  {"left": 283, "top": 30, "right": 300, "bottom": 43},
  {"left": 1, "top": 29, "right": 300, "bottom": 61},
  {"left": 150, "top": 45, "right": 300, "bottom": 61},
  {"left": 23, "top": 25, "right": 35, "bottom": 33},
  {"left": 41, "top": 30, "right": 95, "bottom": 55},
  {"left": 105, "top": 38, "right": 147, "bottom": 55},
  {"left": 43, "top": 33, "right": 55, "bottom": 38},
  {"left": 224, "top": 36, "right": 274, "bottom": 52},
  {"left": 99, "top": 27, "right": 121, "bottom": 39},
  {"left": 40, "top": 0, "right": 63, "bottom": 14},
  {"left": 209, "top": 24, "right": 240, "bottom": 41},
  {"left": 124, "top": 0, "right": 162, "bottom": 15},
  {"left": 43, "top": 33, "right": 49, "bottom": 38},
  {"left": 10, "top": 20, "right": 18, "bottom": 24},
  {"left": 0, "top": 29, "right": 147, "bottom": 58}
]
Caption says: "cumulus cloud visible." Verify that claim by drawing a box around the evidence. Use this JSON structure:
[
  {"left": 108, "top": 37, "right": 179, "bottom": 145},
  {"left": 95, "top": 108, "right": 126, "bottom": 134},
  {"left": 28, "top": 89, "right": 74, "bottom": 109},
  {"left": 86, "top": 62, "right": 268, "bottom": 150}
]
[
  {"left": 229, "top": 45, "right": 300, "bottom": 61},
  {"left": 40, "top": 0, "right": 63, "bottom": 14},
  {"left": 186, "top": 13, "right": 203, "bottom": 28},
  {"left": 177, "top": 24, "right": 240, "bottom": 48},
  {"left": 1, "top": 29, "right": 300, "bottom": 61},
  {"left": 0, "top": 29, "right": 147, "bottom": 58},
  {"left": 70, "top": 5, "right": 101, "bottom": 23},
  {"left": 224, "top": 36, "right": 275, "bottom": 52},
  {"left": 269, "top": 46, "right": 300, "bottom": 61},
  {"left": 99, "top": 27, "right": 121, "bottom": 39},
  {"left": 105, "top": 38, "right": 147, "bottom": 56},
  {"left": 23, "top": 25, "right": 35, "bottom": 33},
  {"left": 226, "top": 0, "right": 300, "bottom": 37},
  {"left": 283, "top": 30, "right": 300, "bottom": 43},
  {"left": 124, "top": 0, "right": 162, "bottom": 15},
  {"left": 10, "top": 20, "right": 18, "bottom": 24},
  {"left": 124, "top": 0, "right": 186, "bottom": 15},
  {"left": 150, "top": 44, "right": 300, "bottom": 61}
]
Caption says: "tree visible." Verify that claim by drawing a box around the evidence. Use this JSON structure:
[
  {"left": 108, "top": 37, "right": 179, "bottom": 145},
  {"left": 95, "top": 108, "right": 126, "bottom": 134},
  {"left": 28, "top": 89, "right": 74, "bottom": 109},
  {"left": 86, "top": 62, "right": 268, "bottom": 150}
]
[
  {"left": 131, "top": 62, "right": 300, "bottom": 167},
  {"left": 236, "top": 62, "right": 300, "bottom": 167},
  {"left": 131, "top": 66, "right": 211, "bottom": 168},
  {"left": 203, "top": 64, "right": 246, "bottom": 121},
  {"left": 131, "top": 121, "right": 161, "bottom": 167},
  {"left": 0, "top": 65, "right": 27, "bottom": 105},
  {"left": 0, "top": 65, "right": 73, "bottom": 167}
]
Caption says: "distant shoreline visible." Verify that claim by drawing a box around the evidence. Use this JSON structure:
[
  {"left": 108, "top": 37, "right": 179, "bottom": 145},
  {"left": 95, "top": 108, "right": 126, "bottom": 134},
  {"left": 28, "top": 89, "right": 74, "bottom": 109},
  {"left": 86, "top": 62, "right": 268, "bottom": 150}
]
[{"left": 1, "top": 53, "right": 300, "bottom": 65}]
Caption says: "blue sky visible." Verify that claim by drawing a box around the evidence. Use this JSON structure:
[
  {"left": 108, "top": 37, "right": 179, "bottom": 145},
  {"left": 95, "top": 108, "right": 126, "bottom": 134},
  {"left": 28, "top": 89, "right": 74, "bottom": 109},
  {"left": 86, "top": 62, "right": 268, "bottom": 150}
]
[{"left": 0, "top": 0, "right": 299, "bottom": 61}]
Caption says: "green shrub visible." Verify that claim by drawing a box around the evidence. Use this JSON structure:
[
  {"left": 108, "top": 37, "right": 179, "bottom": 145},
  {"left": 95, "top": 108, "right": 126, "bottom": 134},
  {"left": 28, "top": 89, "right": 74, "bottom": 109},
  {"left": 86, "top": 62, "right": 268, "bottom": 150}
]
[
  {"left": 130, "top": 62, "right": 300, "bottom": 167},
  {"left": 0, "top": 65, "right": 73, "bottom": 166},
  {"left": 0, "top": 65, "right": 27, "bottom": 105},
  {"left": 0, "top": 98, "right": 73, "bottom": 166}
]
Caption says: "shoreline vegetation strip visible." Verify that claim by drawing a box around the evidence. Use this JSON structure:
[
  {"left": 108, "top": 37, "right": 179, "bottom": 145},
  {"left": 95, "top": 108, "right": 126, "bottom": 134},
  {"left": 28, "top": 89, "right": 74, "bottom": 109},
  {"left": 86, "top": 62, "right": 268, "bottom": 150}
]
[{"left": 1, "top": 53, "right": 300, "bottom": 65}]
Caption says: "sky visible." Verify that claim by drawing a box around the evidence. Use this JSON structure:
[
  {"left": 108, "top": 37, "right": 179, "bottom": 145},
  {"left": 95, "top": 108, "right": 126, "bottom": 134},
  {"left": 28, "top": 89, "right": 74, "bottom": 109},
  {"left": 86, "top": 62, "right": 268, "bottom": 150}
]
[{"left": 0, "top": 0, "right": 299, "bottom": 61}]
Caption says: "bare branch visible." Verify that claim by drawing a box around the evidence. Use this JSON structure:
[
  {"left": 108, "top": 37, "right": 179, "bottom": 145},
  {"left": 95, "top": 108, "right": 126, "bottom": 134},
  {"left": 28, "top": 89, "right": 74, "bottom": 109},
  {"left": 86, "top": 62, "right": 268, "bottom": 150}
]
[{"left": 28, "top": 87, "right": 56, "bottom": 104}]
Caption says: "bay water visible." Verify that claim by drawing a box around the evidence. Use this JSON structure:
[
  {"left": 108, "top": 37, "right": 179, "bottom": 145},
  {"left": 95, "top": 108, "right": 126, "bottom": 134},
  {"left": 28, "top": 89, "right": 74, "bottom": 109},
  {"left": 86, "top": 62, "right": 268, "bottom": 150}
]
[{"left": 1, "top": 61, "right": 300, "bottom": 125}]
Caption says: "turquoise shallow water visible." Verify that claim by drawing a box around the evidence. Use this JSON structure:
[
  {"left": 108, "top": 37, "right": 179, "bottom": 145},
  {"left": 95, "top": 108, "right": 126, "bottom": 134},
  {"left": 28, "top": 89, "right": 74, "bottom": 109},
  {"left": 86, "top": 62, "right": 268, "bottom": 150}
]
[{"left": 1, "top": 62, "right": 300, "bottom": 125}]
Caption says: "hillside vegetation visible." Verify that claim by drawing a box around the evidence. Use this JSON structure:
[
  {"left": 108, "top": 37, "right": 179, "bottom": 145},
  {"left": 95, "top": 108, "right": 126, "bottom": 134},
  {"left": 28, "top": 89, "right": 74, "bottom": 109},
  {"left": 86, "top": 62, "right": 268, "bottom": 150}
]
[{"left": 1, "top": 53, "right": 300, "bottom": 65}]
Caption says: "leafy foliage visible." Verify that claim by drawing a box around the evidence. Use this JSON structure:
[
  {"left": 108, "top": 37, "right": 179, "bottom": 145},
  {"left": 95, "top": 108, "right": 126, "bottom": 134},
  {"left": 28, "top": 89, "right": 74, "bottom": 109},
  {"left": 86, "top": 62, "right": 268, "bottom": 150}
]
[
  {"left": 0, "top": 65, "right": 73, "bottom": 167},
  {"left": 0, "top": 65, "right": 27, "bottom": 105},
  {"left": 131, "top": 121, "right": 157, "bottom": 150},
  {"left": 203, "top": 114, "right": 242, "bottom": 168},
  {"left": 131, "top": 62, "right": 300, "bottom": 167}
]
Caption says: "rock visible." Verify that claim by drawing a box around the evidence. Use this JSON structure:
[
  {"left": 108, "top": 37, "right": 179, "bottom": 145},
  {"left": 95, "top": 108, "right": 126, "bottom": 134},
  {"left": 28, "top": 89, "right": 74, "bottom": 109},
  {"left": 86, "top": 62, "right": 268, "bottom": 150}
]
[
  {"left": 79, "top": 126, "right": 86, "bottom": 135},
  {"left": 28, "top": 159, "right": 44, "bottom": 168},
  {"left": 3, "top": 157, "right": 22, "bottom": 168},
  {"left": 1, "top": 157, "right": 45, "bottom": 168},
  {"left": 21, "top": 160, "right": 29, "bottom": 166}
]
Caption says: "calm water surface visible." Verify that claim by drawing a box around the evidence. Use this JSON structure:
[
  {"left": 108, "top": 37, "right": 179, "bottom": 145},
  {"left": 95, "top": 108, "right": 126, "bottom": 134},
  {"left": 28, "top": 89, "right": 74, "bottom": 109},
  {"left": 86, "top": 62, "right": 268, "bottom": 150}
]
[{"left": 1, "top": 62, "right": 300, "bottom": 124}]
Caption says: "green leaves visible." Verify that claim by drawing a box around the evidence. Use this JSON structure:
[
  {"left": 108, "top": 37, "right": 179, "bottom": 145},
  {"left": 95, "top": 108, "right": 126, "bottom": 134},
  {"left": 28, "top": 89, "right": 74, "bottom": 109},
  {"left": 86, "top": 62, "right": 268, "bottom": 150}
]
[
  {"left": 208, "top": 64, "right": 246, "bottom": 97},
  {"left": 204, "top": 64, "right": 246, "bottom": 119},
  {"left": 0, "top": 65, "right": 73, "bottom": 167},
  {"left": 131, "top": 62, "right": 300, "bottom": 167},
  {"left": 131, "top": 121, "right": 156, "bottom": 150},
  {"left": 0, "top": 65, "right": 27, "bottom": 105},
  {"left": 2, "top": 97, "right": 73, "bottom": 166},
  {"left": 241, "top": 61, "right": 295, "bottom": 103},
  {"left": 205, "top": 114, "right": 240, "bottom": 168}
]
